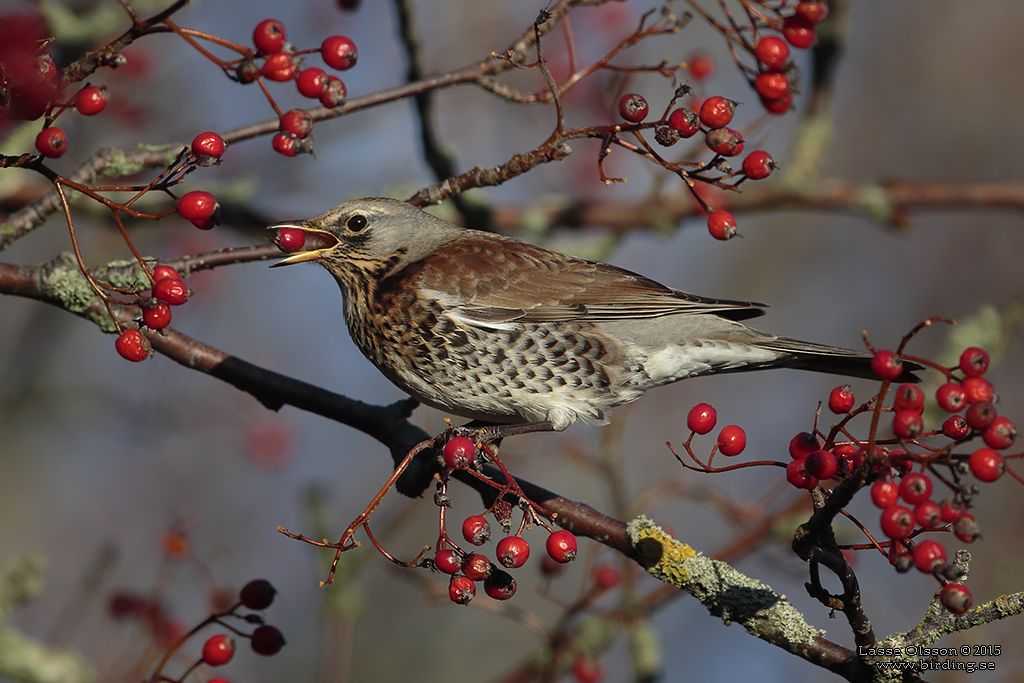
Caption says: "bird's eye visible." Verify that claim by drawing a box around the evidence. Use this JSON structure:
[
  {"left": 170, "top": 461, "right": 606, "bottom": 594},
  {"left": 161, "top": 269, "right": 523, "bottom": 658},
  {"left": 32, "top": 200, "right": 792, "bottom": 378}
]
[{"left": 346, "top": 214, "right": 368, "bottom": 232}]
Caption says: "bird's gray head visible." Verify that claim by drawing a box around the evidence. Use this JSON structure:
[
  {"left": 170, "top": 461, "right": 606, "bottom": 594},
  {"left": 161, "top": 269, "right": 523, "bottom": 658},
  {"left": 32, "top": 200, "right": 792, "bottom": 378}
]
[{"left": 270, "top": 197, "right": 463, "bottom": 278}]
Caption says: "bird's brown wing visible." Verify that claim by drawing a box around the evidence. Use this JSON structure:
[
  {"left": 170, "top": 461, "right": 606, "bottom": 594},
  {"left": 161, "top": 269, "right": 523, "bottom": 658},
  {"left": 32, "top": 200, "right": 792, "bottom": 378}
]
[{"left": 409, "top": 231, "right": 766, "bottom": 325}]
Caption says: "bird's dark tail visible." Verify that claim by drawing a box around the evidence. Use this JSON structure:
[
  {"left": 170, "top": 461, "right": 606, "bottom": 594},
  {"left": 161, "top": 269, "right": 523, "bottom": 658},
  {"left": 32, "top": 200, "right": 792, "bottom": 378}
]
[{"left": 761, "top": 337, "right": 923, "bottom": 383}]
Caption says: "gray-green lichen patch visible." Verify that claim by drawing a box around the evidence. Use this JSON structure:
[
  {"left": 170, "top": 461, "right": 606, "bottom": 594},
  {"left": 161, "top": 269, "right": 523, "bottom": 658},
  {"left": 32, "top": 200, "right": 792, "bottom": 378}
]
[
  {"left": 40, "top": 253, "right": 117, "bottom": 331},
  {"left": 97, "top": 258, "right": 150, "bottom": 291}
]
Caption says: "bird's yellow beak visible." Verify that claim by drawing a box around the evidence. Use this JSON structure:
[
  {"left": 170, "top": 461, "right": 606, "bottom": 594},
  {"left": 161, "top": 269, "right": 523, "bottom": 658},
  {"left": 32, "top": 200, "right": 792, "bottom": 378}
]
[{"left": 268, "top": 223, "right": 340, "bottom": 267}]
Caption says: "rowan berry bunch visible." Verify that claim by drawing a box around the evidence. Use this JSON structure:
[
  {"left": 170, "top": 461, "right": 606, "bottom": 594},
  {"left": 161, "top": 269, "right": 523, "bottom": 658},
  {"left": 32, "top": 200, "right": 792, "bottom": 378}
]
[{"left": 670, "top": 319, "right": 1018, "bottom": 617}]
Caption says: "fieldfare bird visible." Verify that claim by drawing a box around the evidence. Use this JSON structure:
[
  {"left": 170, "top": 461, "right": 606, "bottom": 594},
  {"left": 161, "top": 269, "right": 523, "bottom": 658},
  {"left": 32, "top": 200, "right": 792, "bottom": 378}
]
[{"left": 272, "top": 197, "right": 913, "bottom": 433}]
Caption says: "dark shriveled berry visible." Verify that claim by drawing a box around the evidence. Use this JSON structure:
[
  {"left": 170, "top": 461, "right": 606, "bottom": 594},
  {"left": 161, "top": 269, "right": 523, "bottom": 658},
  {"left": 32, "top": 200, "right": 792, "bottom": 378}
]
[{"left": 250, "top": 625, "right": 286, "bottom": 656}]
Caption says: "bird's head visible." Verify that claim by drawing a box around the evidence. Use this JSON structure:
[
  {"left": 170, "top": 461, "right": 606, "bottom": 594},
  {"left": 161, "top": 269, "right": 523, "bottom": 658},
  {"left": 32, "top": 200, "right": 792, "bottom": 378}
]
[{"left": 269, "top": 197, "right": 463, "bottom": 278}]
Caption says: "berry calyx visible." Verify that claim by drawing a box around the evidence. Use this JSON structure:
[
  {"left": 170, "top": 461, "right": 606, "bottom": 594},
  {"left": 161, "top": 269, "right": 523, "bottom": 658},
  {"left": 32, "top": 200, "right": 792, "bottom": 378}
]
[
  {"left": 461, "top": 515, "right": 491, "bottom": 546},
  {"left": 870, "top": 350, "right": 903, "bottom": 380},
  {"left": 789, "top": 431, "right": 822, "bottom": 460},
  {"left": 153, "top": 278, "right": 189, "bottom": 306},
  {"left": 716, "top": 425, "right": 746, "bottom": 456},
  {"left": 940, "top": 583, "right": 973, "bottom": 615},
  {"left": 35, "top": 127, "right": 68, "bottom": 158},
  {"left": 618, "top": 92, "right": 649, "bottom": 123},
  {"left": 688, "top": 52, "right": 714, "bottom": 80},
  {"left": 705, "top": 127, "right": 744, "bottom": 156},
  {"left": 239, "top": 579, "right": 276, "bottom": 610},
  {"left": 496, "top": 536, "right": 530, "bottom": 569},
  {"left": 115, "top": 329, "right": 150, "bottom": 362},
  {"left": 261, "top": 52, "right": 298, "bottom": 82},
  {"left": 434, "top": 549, "right": 462, "bottom": 575},
  {"left": 698, "top": 96, "right": 736, "bottom": 129},
  {"left": 786, "top": 458, "right": 818, "bottom": 489},
  {"left": 870, "top": 480, "right": 899, "bottom": 509},
  {"left": 448, "top": 575, "right": 476, "bottom": 604},
  {"left": 296, "top": 67, "right": 329, "bottom": 98},
  {"left": 741, "top": 150, "right": 775, "bottom": 180},
  {"left": 319, "top": 76, "right": 347, "bottom": 108},
  {"left": 250, "top": 624, "right": 286, "bottom": 656},
  {"left": 177, "top": 190, "right": 221, "bottom": 229},
  {"left": 545, "top": 530, "right": 577, "bottom": 564},
  {"left": 804, "top": 449, "right": 837, "bottom": 480},
  {"left": 754, "top": 72, "right": 789, "bottom": 100},
  {"left": 879, "top": 505, "right": 914, "bottom": 539},
  {"left": 782, "top": 14, "right": 816, "bottom": 49},
  {"left": 252, "top": 19, "right": 287, "bottom": 55},
  {"left": 483, "top": 569, "right": 517, "bottom": 601},
  {"left": 74, "top": 85, "right": 108, "bottom": 116},
  {"left": 321, "top": 35, "right": 358, "bottom": 70},
  {"left": 754, "top": 36, "right": 790, "bottom": 70},
  {"left": 191, "top": 131, "right": 226, "bottom": 160},
  {"left": 461, "top": 553, "right": 492, "bottom": 581},
  {"left": 706, "top": 209, "right": 738, "bottom": 241},
  {"left": 935, "top": 383, "right": 966, "bottom": 412},
  {"left": 828, "top": 384, "right": 855, "bottom": 414},
  {"left": 968, "top": 447, "right": 1004, "bottom": 482},
  {"left": 942, "top": 414, "right": 969, "bottom": 440},
  {"left": 686, "top": 402, "right": 717, "bottom": 435},
  {"left": 959, "top": 346, "right": 990, "bottom": 377},
  {"left": 202, "top": 634, "right": 235, "bottom": 667},
  {"left": 279, "top": 109, "right": 313, "bottom": 139},
  {"left": 667, "top": 107, "right": 700, "bottom": 137},
  {"left": 275, "top": 227, "right": 306, "bottom": 252},
  {"left": 911, "top": 540, "right": 947, "bottom": 574},
  {"left": 442, "top": 435, "right": 477, "bottom": 469},
  {"left": 899, "top": 472, "right": 933, "bottom": 505},
  {"left": 142, "top": 303, "right": 172, "bottom": 331}
]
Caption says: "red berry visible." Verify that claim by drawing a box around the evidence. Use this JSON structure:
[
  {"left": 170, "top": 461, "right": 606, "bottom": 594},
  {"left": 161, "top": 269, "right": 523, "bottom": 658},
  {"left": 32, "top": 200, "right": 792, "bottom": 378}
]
[
  {"left": 789, "top": 432, "right": 821, "bottom": 460},
  {"left": 35, "top": 127, "right": 68, "bottom": 158},
  {"left": 545, "top": 530, "right": 577, "bottom": 564},
  {"left": 879, "top": 505, "right": 914, "bottom": 539},
  {"left": 202, "top": 634, "right": 235, "bottom": 666},
  {"left": 592, "top": 564, "right": 621, "bottom": 590},
  {"left": 319, "top": 76, "right": 347, "bottom": 108},
  {"left": 716, "top": 425, "right": 746, "bottom": 456},
  {"left": 461, "top": 552, "right": 492, "bottom": 581},
  {"left": 935, "top": 383, "right": 966, "bottom": 412},
  {"left": 483, "top": 569, "right": 517, "bottom": 600},
  {"left": 892, "top": 410, "right": 923, "bottom": 440},
  {"left": 804, "top": 449, "right": 837, "bottom": 480},
  {"left": 912, "top": 540, "right": 947, "bottom": 574},
  {"left": 496, "top": 536, "right": 530, "bottom": 569},
  {"left": 705, "top": 127, "right": 744, "bottom": 156},
  {"left": 983, "top": 416, "right": 1016, "bottom": 450},
  {"left": 965, "top": 401, "right": 996, "bottom": 431},
  {"left": 571, "top": 657, "right": 604, "bottom": 683},
  {"left": 250, "top": 624, "right": 285, "bottom": 656},
  {"left": 759, "top": 93, "right": 793, "bottom": 115},
  {"left": 152, "top": 265, "right": 180, "bottom": 282},
  {"left": 239, "top": 579, "right": 276, "bottom": 610},
  {"left": 142, "top": 303, "right": 171, "bottom": 331},
  {"left": 686, "top": 402, "right": 717, "bottom": 435},
  {"left": 667, "top": 107, "right": 700, "bottom": 137},
  {"left": 893, "top": 384, "right": 925, "bottom": 413},
  {"left": 754, "top": 72, "right": 789, "bottom": 100},
  {"left": 828, "top": 384, "right": 855, "bottom": 414},
  {"left": 272, "top": 132, "right": 301, "bottom": 157},
  {"left": 754, "top": 36, "right": 790, "bottom": 70},
  {"left": 870, "top": 480, "right": 899, "bottom": 508},
  {"left": 741, "top": 149, "right": 775, "bottom": 180},
  {"left": 261, "top": 52, "right": 298, "bottom": 82},
  {"left": 115, "top": 329, "right": 150, "bottom": 362},
  {"left": 448, "top": 575, "right": 476, "bottom": 604},
  {"left": 959, "top": 346, "right": 990, "bottom": 377},
  {"left": 321, "top": 35, "right": 358, "bottom": 70},
  {"left": 442, "top": 435, "right": 476, "bottom": 469},
  {"left": 870, "top": 350, "right": 903, "bottom": 380},
  {"left": 953, "top": 513, "right": 980, "bottom": 543},
  {"left": 191, "top": 131, "right": 226, "bottom": 160},
  {"left": 706, "top": 210, "right": 738, "bottom": 241},
  {"left": 913, "top": 500, "right": 942, "bottom": 530},
  {"left": 899, "top": 472, "right": 932, "bottom": 505},
  {"left": 153, "top": 278, "right": 189, "bottom": 306},
  {"left": 698, "top": 96, "right": 736, "bottom": 129},
  {"left": 275, "top": 227, "right": 306, "bottom": 252},
  {"left": 177, "top": 190, "right": 220, "bottom": 228},
  {"left": 941, "top": 414, "right": 969, "bottom": 440},
  {"left": 461, "top": 515, "right": 491, "bottom": 546},
  {"left": 688, "top": 52, "right": 714, "bottom": 80},
  {"left": 74, "top": 85, "right": 108, "bottom": 116},
  {"left": 940, "top": 583, "right": 973, "bottom": 615},
  {"left": 280, "top": 109, "right": 313, "bottom": 139},
  {"left": 968, "top": 447, "right": 1004, "bottom": 482},
  {"left": 834, "top": 444, "right": 863, "bottom": 476},
  {"left": 961, "top": 377, "right": 995, "bottom": 404},
  {"left": 434, "top": 549, "right": 462, "bottom": 575},
  {"left": 888, "top": 540, "right": 912, "bottom": 573},
  {"left": 296, "top": 67, "right": 329, "bottom": 98},
  {"left": 782, "top": 14, "right": 816, "bottom": 49},
  {"left": 618, "top": 92, "right": 649, "bottom": 123},
  {"left": 785, "top": 459, "right": 818, "bottom": 490},
  {"left": 939, "top": 499, "right": 962, "bottom": 524},
  {"left": 795, "top": 1, "right": 829, "bottom": 24},
  {"left": 252, "top": 19, "right": 287, "bottom": 55}
]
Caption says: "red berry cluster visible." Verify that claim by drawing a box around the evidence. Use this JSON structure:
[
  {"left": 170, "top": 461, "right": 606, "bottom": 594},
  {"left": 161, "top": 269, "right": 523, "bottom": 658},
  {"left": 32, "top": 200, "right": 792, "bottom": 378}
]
[
  {"left": 115, "top": 264, "right": 198, "bottom": 362},
  {"left": 750, "top": 2, "right": 828, "bottom": 113}
]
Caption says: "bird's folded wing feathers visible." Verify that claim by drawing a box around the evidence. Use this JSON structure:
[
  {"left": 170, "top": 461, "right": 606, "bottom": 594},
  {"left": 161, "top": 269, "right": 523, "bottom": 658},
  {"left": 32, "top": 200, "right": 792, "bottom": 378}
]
[{"left": 413, "top": 232, "right": 767, "bottom": 325}]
